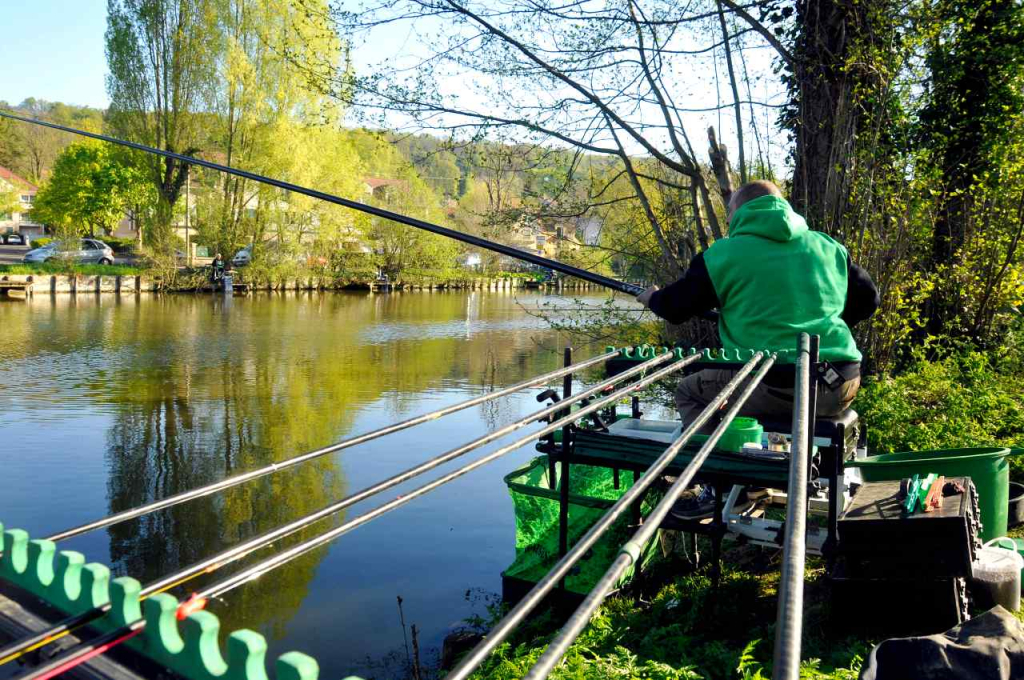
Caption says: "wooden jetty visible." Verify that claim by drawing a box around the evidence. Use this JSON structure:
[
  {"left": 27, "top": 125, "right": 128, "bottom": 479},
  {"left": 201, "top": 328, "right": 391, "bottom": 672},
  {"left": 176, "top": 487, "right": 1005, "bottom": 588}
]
[{"left": 0, "top": 280, "right": 31, "bottom": 299}]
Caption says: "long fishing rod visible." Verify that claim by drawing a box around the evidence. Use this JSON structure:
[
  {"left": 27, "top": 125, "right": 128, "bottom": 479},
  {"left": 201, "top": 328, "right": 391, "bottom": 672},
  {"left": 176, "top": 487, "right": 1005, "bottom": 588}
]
[
  {"left": 33, "top": 349, "right": 615, "bottom": 544},
  {"left": 16, "top": 351, "right": 698, "bottom": 680},
  {"left": 524, "top": 354, "right": 779, "bottom": 679},
  {"left": 447, "top": 350, "right": 773, "bottom": 680},
  {"left": 0, "top": 349, "right": 660, "bottom": 667},
  {"left": 0, "top": 110, "right": 644, "bottom": 297}
]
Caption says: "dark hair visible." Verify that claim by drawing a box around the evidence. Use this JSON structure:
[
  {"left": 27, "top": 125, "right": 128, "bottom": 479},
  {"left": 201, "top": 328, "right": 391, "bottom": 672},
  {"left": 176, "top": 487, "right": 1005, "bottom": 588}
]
[{"left": 728, "top": 180, "right": 782, "bottom": 215}]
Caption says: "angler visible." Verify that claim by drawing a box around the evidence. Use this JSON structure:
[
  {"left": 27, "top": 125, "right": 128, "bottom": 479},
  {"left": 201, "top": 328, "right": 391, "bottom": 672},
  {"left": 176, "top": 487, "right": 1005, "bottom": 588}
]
[{"left": 636, "top": 180, "right": 880, "bottom": 516}]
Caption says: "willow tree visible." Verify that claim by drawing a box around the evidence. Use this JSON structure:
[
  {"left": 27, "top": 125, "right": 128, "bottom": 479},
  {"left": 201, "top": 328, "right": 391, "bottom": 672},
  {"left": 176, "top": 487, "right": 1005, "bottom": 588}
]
[
  {"left": 105, "top": 0, "right": 220, "bottom": 250},
  {"left": 196, "top": 0, "right": 359, "bottom": 261}
]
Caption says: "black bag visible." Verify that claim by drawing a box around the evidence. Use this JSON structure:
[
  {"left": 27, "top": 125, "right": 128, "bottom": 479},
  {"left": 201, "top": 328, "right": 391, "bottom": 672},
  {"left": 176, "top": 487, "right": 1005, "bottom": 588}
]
[{"left": 860, "top": 606, "right": 1024, "bottom": 680}]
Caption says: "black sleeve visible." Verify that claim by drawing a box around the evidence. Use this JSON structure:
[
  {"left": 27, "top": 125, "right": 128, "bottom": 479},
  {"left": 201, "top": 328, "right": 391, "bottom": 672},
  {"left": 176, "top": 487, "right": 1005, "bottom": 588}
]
[
  {"left": 647, "top": 252, "right": 720, "bottom": 324},
  {"left": 842, "top": 257, "right": 880, "bottom": 327}
]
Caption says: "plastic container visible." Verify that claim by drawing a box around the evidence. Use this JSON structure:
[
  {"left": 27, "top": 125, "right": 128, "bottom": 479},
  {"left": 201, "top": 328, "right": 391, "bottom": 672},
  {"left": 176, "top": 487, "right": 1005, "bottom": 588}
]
[
  {"left": 970, "top": 543, "right": 1023, "bottom": 612},
  {"left": 988, "top": 536, "right": 1024, "bottom": 562},
  {"left": 606, "top": 418, "right": 681, "bottom": 444},
  {"left": 846, "top": 447, "right": 1010, "bottom": 541},
  {"left": 1009, "top": 482, "right": 1024, "bottom": 529},
  {"left": 719, "top": 417, "right": 763, "bottom": 453}
]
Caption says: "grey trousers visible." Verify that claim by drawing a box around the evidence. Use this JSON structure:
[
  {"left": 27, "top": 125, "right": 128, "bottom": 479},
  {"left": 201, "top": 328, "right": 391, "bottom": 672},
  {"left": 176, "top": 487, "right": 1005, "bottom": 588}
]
[{"left": 675, "top": 368, "right": 860, "bottom": 426}]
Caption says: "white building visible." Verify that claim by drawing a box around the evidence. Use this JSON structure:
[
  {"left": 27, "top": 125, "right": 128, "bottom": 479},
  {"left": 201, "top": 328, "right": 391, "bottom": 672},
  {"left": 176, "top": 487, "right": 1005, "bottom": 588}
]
[{"left": 0, "top": 167, "right": 42, "bottom": 239}]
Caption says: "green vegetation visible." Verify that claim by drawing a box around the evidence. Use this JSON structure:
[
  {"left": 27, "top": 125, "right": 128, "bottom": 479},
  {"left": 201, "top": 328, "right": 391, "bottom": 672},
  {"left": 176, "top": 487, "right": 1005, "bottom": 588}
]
[
  {"left": 856, "top": 335, "right": 1024, "bottom": 478},
  {"left": 30, "top": 142, "right": 151, "bottom": 239},
  {"left": 467, "top": 553, "right": 866, "bottom": 680},
  {"left": 0, "top": 262, "right": 145, "bottom": 276}
]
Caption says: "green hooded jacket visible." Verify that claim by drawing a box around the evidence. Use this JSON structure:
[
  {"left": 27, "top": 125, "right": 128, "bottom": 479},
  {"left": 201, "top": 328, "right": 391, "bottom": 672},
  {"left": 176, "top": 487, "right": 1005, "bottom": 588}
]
[{"left": 702, "top": 195, "right": 861, "bottom": 363}]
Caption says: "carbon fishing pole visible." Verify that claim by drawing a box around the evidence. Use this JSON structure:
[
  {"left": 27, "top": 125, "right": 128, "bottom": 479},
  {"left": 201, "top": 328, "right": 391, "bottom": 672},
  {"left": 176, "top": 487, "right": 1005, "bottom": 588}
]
[
  {"left": 0, "top": 349, "right": 657, "bottom": 667},
  {"left": 447, "top": 350, "right": 773, "bottom": 680},
  {"left": 0, "top": 110, "right": 644, "bottom": 297},
  {"left": 524, "top": 353, "right": 779, "bottom": 679},
  {"left": 15, "top": 352, "right": 698, "bottom": 680},
  {"left": 34, "top": 349, "right": 616, "bottom": 544},
  {"left": 772, "top": 334, "right": 815, "bottom": 680}
]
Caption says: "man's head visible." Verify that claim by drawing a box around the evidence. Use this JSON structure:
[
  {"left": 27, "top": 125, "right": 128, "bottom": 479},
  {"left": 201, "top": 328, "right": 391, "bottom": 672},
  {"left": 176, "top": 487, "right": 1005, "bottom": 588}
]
[{"left": 727, "top": 180, "right": 782, "bottom": 222}]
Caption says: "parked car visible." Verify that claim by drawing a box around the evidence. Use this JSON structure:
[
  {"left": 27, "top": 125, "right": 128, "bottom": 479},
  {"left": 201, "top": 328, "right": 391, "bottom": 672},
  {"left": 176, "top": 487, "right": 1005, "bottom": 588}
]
[
  {"left": 23, "top": 239, "right": 116, "bottom": 265},
  {"left": 3, "top": 232, "right": 27, "bottom": 245},
  {"left": 231, "top": 246, "right": 252, "bottom": 267}
]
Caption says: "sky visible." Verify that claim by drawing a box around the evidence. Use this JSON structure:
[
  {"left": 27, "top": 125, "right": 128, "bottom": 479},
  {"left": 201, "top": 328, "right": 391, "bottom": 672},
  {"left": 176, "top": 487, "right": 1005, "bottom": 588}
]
[
  {"left": 0, "top": 0, "right": 110, "bottom": 108},
  {"left": 0, "top": 1, "right": 788, "bottom": 169}
]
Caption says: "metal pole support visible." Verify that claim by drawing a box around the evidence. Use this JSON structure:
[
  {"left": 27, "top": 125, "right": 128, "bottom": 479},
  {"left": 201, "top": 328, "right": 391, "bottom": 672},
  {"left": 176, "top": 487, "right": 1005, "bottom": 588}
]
[{"left": 558, "top": 348, "right": 574, "bottom": 570}]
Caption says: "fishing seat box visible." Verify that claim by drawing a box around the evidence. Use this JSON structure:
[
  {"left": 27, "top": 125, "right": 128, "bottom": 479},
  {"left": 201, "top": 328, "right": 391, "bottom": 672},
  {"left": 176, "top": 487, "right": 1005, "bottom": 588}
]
[
  {"left": 829, "top": 477, "right": 979, "bottom": 636},
  {"left": 837, "top": 476, "right": 981, "bottom": 580}
]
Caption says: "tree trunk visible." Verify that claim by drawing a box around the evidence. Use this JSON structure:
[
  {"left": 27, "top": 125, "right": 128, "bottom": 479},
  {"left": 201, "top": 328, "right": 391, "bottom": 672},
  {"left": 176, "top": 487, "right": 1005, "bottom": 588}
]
[{"left": 788, "top": 0, "right": 866, "bottom": 235}]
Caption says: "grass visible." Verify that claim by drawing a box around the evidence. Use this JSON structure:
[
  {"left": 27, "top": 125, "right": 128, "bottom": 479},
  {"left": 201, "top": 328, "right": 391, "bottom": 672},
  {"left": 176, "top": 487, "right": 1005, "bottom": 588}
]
[
  {"left": 467, "top": 343, "right": 1024, "bottom": 679},
  {"left": 465, "top": 542, "right": 869, "bottom": 680},
  {"left": 0, "top": 262, "right": 147, "bottom": 276}
]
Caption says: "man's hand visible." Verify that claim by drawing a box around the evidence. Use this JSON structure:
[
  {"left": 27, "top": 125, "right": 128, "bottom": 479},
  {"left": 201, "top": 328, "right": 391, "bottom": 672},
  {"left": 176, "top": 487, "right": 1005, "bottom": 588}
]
[{"left": 636, "top": 285, "right": 659, "bottom": 307}]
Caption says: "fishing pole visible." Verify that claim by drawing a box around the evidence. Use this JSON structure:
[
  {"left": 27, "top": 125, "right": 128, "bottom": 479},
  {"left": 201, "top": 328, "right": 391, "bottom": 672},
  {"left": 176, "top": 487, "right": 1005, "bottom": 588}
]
[
  {"left": 0, "top": 110, "right": 644, "bottom": 297},
  {"left": 524, "top": 352, "right": 778, "bottom": 679},
  {"left": 446, "top": 350, "right": 773, "bottom": 680},
  {"left": 15, "top": 351, "right": 698, "bottom": 680},
  {"left": 34, "top": 349, "right": 616, "bottom": 544},
  {"left": 0, "top": 349, "right": 659, "bottom": 667}
]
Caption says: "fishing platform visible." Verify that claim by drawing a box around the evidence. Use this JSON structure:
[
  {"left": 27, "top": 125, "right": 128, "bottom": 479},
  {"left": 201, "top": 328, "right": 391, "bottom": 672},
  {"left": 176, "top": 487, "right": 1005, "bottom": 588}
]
[{"left": 502, "top": 344, "right": 863, "bottom": 605}]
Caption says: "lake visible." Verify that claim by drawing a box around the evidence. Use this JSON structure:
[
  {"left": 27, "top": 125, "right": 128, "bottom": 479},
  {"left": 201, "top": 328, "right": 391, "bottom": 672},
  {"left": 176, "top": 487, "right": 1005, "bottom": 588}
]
[{"left": 0, "top": 290, "right": 625, "bottom": 678}]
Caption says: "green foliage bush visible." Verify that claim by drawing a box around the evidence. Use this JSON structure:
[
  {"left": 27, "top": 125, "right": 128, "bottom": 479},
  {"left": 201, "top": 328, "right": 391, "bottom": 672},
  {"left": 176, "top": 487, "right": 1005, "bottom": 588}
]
[
  {"left": 465, "top": 562, "right": 867, "bottom": 680},
  {"left": 0, "top": 262, "right": 145, "bottom": 276},
  {"left": 856, "top": 341, "right": 1024, "bottom": 478},
  {"left": 100, "top": 236, "right": 138, "bottom": 254},
  {"left": 30, "top": 237, "right": 53, "bottom": 249}
]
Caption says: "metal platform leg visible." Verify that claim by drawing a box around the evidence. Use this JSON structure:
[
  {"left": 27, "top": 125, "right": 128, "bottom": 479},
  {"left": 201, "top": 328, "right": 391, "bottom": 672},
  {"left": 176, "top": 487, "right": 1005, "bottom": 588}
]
[
  {"left": 711, "top": 485, "right": 725, "bottom": 589},
  {"left": 558, "top": 348, "right": 573, "bottom": 561},
  {"left": 823, "top": 423, "right": 846, "bottom": 563}
]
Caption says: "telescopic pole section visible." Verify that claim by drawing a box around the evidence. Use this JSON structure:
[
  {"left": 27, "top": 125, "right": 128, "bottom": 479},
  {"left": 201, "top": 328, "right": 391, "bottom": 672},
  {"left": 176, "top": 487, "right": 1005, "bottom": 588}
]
[
  {"left": 13, "top": 353, "right": 701, "bottom": 680},
  {"left": 524, "top": 352, "right": 776, "bottom": 680},
  {"left": 40, "top": 349, "right": 618, "bottom": 543},
  {"left": 0, "top": 350, "right": 653, "bottom": 668},
  {"left": 772, "top": 333, "right": 814, "bottom": 680},
  {"left": 447, "top": 351, "right": 775, "bottom": 680},
  {"left": 0, "top": 111, "right": 643, "bottom": 297},
  {"left": 13, "top": 620, "right": 146, "bottom": 680},
  {"left": 194, "top": 353, "right": 699, "bottom": 603}
]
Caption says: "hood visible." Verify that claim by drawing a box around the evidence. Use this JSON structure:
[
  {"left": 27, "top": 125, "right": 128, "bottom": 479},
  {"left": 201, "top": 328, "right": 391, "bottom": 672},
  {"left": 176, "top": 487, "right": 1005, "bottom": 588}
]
[{"left": 727, "top": 195, "right": 808, "bottom": 242}]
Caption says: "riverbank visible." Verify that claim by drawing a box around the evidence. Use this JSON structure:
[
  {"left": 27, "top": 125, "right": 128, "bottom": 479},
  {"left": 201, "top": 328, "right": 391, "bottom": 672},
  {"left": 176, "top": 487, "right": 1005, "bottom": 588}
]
[
  {"left": 0, "top": 268, "right": 603, "bottom": 296},
  {"left": 460, "top": 341, "right": 1024, "bottom": 679}
]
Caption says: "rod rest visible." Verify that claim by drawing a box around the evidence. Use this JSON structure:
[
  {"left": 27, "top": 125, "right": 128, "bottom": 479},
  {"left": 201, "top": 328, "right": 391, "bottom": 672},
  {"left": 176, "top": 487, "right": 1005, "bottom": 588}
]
[{"left": 0, "top": 524, "right": 365, "bottom": 680}]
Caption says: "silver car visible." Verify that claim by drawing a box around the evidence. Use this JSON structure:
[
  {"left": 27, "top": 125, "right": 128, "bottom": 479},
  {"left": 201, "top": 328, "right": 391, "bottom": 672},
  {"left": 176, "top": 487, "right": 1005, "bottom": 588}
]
[
  {"left": 231, "top": 246, "right": 252, "bottom": 267},
  {"left": 23, "top": 239, "right": 116, "bottom": 265}
]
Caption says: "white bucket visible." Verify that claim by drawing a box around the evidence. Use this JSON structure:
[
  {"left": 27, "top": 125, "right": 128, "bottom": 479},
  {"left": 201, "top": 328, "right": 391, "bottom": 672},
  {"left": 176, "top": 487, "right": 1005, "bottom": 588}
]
[{"left": 971, "top": 542, "right": 1024, "bottom": 612}]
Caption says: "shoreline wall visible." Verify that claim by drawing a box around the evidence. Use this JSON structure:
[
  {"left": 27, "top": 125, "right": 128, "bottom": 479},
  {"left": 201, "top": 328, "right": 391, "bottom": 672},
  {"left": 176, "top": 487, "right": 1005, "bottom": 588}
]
[{"left": 0, "top": 273, "right": 599, "bottom": 296}]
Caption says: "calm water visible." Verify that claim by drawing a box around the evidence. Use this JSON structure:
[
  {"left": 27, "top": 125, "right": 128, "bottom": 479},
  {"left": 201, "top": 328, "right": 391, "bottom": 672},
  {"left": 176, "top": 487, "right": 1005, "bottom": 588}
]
[{"left": 0, "top": 290, "right": 623, "bottom": 678}]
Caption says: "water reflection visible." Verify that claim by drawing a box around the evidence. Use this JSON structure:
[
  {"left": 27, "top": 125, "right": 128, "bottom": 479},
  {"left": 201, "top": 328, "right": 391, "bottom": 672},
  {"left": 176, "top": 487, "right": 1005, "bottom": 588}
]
[{"left": 0, "top": 290, "right": 607, "bottom": 674}]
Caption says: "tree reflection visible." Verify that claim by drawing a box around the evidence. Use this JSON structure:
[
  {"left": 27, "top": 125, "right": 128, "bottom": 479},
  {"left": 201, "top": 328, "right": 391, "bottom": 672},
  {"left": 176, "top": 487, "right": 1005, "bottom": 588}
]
[{"left": 92, "top": 291, "right": 574, "bottom": 641}]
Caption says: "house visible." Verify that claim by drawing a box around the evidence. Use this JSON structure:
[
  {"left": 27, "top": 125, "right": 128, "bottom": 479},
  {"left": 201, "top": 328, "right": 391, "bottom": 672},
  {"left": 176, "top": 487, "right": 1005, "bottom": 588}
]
[
  {"left": 0, "top": 166, "right": 42, "bottom": 239},
  {"left": 364, "top": 177, "right": 408, "bottom": 199}
]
